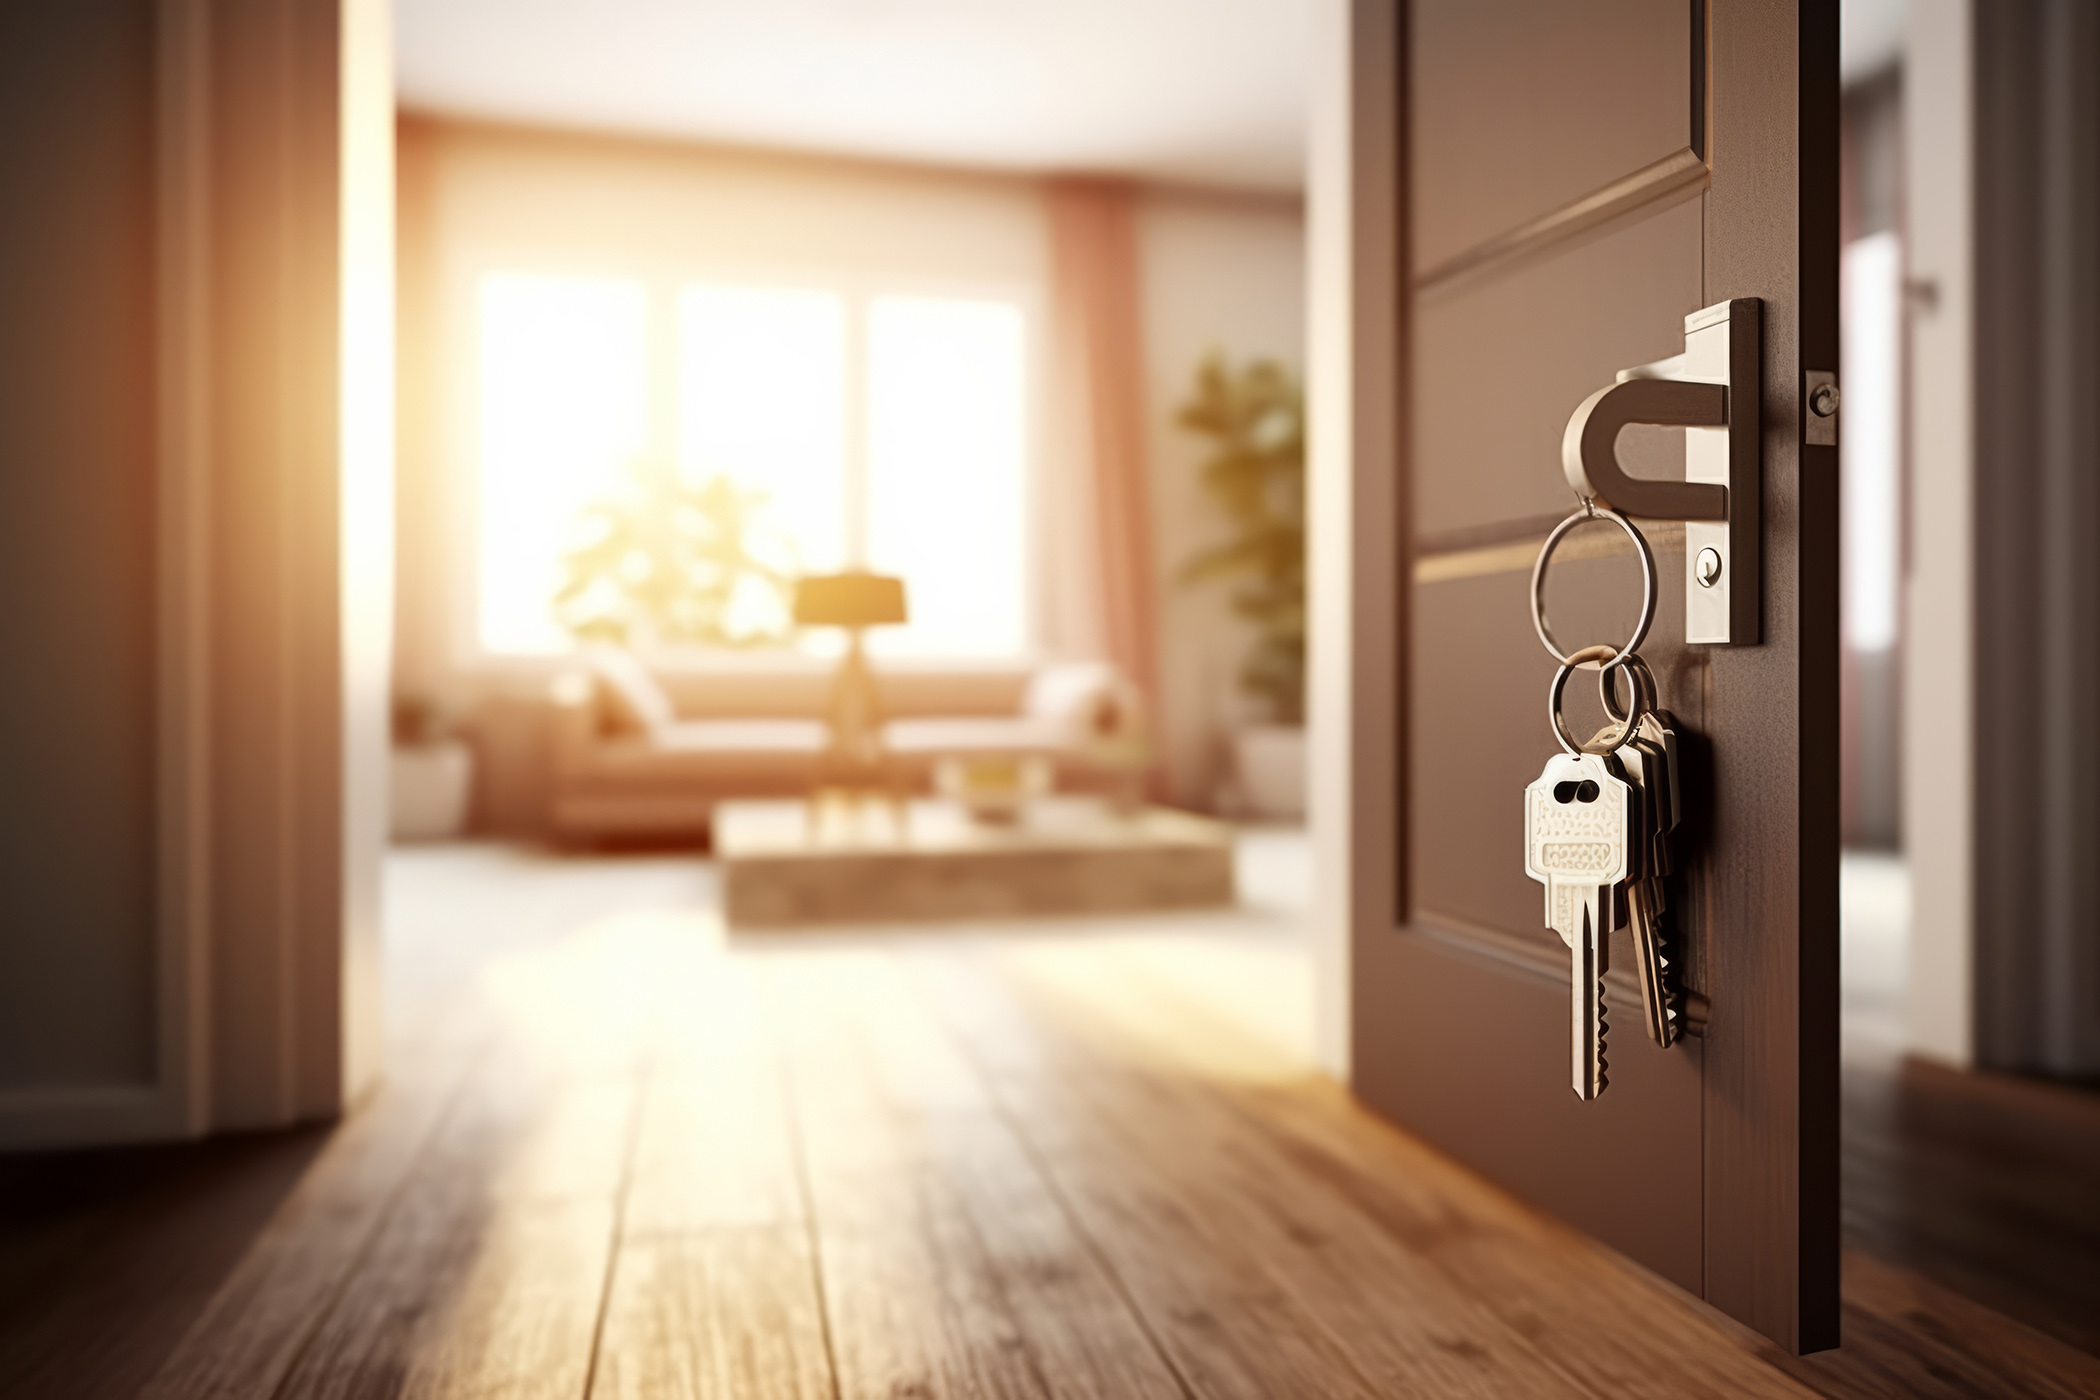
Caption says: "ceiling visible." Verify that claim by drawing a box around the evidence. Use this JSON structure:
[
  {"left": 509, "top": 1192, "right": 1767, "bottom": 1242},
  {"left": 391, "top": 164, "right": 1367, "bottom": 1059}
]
[{"left": 393, "top": 0, "right": 1313, "bottom": 193}]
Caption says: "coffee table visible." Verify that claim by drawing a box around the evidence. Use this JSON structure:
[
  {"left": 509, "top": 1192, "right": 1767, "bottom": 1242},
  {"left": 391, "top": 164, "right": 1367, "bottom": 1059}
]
[{"left": 716, "top": 796, "right": 1234, "bottom": 927}]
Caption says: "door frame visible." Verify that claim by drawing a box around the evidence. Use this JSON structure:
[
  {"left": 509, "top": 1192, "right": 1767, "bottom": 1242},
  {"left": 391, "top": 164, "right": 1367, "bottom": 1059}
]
[{"left": 0, "top": 0, "right": 393, "bottom": 1151}]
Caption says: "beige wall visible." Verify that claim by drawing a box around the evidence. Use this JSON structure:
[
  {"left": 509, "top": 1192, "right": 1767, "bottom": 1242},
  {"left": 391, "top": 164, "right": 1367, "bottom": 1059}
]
[
  {"left": 1138, "top": 188, "right": 1307, "bottom": 807},
  {"left": 397, "top": 118, "right": 1304, "bottom": 819}
]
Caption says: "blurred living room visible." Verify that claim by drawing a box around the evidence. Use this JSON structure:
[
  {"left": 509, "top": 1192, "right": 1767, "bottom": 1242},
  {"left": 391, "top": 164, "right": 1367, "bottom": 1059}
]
[
  {"left": 384, "top": 0, "right": 1318, "bottom": 995},
  {"left": 10, "top": 1, "right": 2100, "bottom": 1397}
]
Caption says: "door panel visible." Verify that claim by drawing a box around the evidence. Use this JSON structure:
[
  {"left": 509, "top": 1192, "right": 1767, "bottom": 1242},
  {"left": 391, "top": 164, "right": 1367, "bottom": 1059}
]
[
  {"left": 1413, "top": 0, "right": 1693, "bottom": 272},
  {"left": 1354, "top": 0, "right": 1839, "bottom": 1353},
  {"left": 1360, "top": 932, "right": 1707, "bottom": 1295},
  {"left": 1412, "top": 551, "right": 1699, "bottom": 949},
  {"left": 1415, "top": 199, "right": 1704, "bottom": 538}
]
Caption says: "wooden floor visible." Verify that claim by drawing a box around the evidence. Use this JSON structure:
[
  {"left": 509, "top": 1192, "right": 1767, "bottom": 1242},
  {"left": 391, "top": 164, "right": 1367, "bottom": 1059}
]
[{"left": 2, "top": 846, "right": 2098, "bottom": 1400}]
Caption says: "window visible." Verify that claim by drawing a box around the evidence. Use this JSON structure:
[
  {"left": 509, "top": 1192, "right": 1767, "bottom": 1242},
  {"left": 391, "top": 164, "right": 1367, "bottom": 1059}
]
[
  {"left": 476, "top": 273, "right": 1030, "bottom": 660},
  {"left": 865, "top": 296, "right": 1027, "bottom": 658},
  {"left": 477, "top": 274, "right": 647, "bottom": 656}
]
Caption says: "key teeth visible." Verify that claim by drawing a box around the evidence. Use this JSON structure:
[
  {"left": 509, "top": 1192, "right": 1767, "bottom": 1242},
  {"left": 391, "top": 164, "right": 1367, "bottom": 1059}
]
[
  {"left": 1595, "top": 982, "right": 1609, "bottom": 1094},
  {"left": 1650, "top": 922, "right": 1681, "bottom": 1046}
]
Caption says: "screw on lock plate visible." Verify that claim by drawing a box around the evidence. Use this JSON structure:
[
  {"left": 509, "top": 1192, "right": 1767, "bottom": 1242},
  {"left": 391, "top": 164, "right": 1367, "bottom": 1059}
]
[{"left": 1805, "top": 370, "right": 1838, "bottom": 447}]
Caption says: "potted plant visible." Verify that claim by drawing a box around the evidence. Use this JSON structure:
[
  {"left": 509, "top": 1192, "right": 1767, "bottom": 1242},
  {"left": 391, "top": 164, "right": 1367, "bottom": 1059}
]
[
  {"left": 1176, "top": 354, "right": 1306, "bottom": 819},
  {"left": 553, "top": 455, "right": 798, "bottom": 649}
]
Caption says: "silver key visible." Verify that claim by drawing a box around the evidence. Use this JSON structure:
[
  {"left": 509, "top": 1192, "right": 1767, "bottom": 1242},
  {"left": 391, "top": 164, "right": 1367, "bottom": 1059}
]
[
  {"left": 1593, "top": 711, "right": 1681, "bottom": 1048},
  {"left": 1607, "top": 725, "right": 1672, "bottom": 1048},
  {"left": 1525, "top": 750, "right": 1631, "bottom": 1099},
  {"left": 1633, "top": 710, "right": 1683, "bottom": 1045}
]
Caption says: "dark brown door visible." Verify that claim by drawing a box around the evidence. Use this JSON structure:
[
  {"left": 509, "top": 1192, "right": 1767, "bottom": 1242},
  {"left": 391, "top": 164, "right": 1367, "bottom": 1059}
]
[{"left": 1355, "top": 0, "right": 1839, "bottom": 1354}]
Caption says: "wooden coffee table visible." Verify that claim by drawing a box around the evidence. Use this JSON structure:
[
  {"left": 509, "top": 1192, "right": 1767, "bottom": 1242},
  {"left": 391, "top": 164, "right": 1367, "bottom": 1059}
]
[{"left": 716, "top": 796, "right": 1234, "bottom": 927}]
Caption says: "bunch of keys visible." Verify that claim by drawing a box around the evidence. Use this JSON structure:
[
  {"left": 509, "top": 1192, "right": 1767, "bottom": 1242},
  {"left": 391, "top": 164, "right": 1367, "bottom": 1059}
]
[
  {"left": 1589, "top": 653, "right": 1682, "bottom": 1053},
  {"left": 1525, "top": 504, "right": 1685, "bottom": 1101}
]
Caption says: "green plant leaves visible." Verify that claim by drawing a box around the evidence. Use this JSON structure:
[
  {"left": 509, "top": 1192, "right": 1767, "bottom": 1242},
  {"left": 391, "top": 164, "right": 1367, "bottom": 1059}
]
[
  {"left": 552, "top": 457, "right": 798, "bottom": 650},
  {"left": 1175, "top": 353, "right": 1306, "bottom": 725}
]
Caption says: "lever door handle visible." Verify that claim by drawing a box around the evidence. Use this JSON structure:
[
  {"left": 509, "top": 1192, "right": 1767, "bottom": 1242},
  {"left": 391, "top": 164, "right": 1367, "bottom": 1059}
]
[
  {"left": 1561, "top": 377, "right": 1729, "bottom": 520},
  {"left": 1558, "top": 298, "right": 1760, "bottom": 645}
]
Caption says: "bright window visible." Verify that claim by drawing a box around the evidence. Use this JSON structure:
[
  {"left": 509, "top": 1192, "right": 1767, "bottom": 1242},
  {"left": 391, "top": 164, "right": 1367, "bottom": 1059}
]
[
  {"left": 478, "top": 274, "right": 647, "bottom": 656},
  {"left": 474, "top": 274, "right": 1029, "bottom": 659},
  {"left": 866, "top": 296, "right": 1027, "bottom": 658},
  {"left": 678, "top": 286, "right": 848, "bottom": 576}
]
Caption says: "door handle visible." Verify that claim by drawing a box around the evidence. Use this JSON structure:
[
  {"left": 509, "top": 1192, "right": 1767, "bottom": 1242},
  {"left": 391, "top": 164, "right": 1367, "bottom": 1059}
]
[
  {"left": 1560, "top": 299, "right": 1760, "bottom": 645},
  {"left": 1561, "top": 378, "right": 1727, "bottom": 519}
]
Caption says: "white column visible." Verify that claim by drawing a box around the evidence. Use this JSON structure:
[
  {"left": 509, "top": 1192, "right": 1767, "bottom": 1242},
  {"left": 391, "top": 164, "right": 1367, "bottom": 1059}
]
[
  {"left": 1901, "top": 0, "right": 1975, "bottom": 1067},
  {"left": 1307, "top": 0, "right": 1401, "bottom": 1080}
]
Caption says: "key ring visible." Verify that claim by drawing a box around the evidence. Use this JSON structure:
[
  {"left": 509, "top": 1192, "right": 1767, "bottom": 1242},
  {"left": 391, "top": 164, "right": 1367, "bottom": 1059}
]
[
  {"left": 1550, "top": 644, "right": 1647, "bottom": 756},
  {"left": 1531, "top": 501, "right": 1658, "bottom": 670},
  {"left": 1599, "top": 650, "right": 1658, "bottom": 725}
]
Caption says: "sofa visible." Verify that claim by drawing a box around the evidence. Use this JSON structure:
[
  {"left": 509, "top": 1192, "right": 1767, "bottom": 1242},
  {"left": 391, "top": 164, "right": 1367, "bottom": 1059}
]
[{"left": 547, "top": 649, "right": 1147, "bottom": 840}]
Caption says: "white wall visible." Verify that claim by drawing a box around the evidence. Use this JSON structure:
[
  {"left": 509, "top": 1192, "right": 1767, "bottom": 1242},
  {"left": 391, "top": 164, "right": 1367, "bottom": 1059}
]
[
  {"left": 1305, "top": 0, "right": 1400, "bottom": 1080},
  {"left": 1902, "top": 0, "right": 1974, "bottom": 1067},
  {"left": 1138, "top": 189, "right": 1306, "bottom": 808},
  {"left": 340, "top": 0, "right": 397, "bottom": 1107}
]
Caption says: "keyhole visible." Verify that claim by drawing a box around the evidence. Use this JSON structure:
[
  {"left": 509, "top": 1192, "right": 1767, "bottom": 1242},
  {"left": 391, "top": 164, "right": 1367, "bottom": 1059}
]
[
  {"left": 1553, "top": 781, "right": 1579, "bottom": 803},
  {"left": 1575, "top": 780, "right": 1600, "bottom": 803}
]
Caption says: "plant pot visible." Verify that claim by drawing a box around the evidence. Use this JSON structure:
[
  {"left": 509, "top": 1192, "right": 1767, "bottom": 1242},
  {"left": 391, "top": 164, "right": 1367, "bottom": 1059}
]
[
  {"left": 1234, "top": 724, "right": 1306, "bottom": 821},
  {"left": 390, "top": 740, "right": 474, "bottom": 842}
]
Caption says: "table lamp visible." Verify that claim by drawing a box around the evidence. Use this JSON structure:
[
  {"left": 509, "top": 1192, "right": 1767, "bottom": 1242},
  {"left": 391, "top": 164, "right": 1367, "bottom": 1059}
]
[{"left": 794, "top": 572, "right": 908, "bottom": 795}]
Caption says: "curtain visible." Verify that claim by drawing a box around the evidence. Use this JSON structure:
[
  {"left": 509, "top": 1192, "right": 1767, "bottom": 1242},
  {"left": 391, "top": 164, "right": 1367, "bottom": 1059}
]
[{"left": 1042, "top": 178, "right": 1159, "bottom": 722}]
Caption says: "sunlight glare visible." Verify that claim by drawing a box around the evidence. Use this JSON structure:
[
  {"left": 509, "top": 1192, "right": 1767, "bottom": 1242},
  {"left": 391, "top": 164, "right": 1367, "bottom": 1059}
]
[
  {"left": 679, "top": 285, "right": 849, "bottom": 578},
  {"left": 866, "top": 296, "right": 1027, "bottom": 658},
  {"left": 478, "top": 273, "right": 646, "bottom": 654}
]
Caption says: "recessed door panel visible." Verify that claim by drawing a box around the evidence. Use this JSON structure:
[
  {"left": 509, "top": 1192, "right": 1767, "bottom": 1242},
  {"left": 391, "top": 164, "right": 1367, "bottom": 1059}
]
[
  {"left": 1412, "top": 552, "right": 1700, "bottom": 951},
  {"left": 1412, "top": 0, "right": 1692, "bottom": 273},
  {"left": 1414, "top": 198, "right": 1704, "bottom": 540}
]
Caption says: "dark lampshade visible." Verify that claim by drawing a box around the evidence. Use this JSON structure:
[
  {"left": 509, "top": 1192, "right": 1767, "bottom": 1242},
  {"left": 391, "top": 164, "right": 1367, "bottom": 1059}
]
[{"left": 793, "top": 572, "right": 908, "bottom": 628}]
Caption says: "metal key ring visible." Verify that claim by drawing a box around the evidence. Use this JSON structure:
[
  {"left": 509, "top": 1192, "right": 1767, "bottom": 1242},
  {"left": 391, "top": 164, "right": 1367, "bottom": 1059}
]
[
  {"left": 1550, "top": 644, "right": 1647, "bottom": 756},
  {"left": 1531, "top": 503, "right": 1658, "bottom": 669},
  {"left": 1599, "top": 651, "right": 1658, "bottom": 725}
]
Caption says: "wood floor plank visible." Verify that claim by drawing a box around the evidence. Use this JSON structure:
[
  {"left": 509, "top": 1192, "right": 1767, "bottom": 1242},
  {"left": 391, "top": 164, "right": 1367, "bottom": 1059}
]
[
  {"left": 1842, "top": 1060, "right": 2100, "bottom": 1358},
  {"left": 593, "top": 942, "right": 834, "bottom": 1400},
  {"left": 921, "top": 944, "right": 1827, "bottom": 1400},
  {"left": 596, "top": 1230, "right": 834, "bottom": 1400},
  {"left": 110, "top": 858, "right": 2100, "bottom": 1400},
  {"left": 0, "top": 1128, "right": 333, "bottom": 1400},
  {"left": 910, "top": 951, "right": 1593, "bottom": 1400},
  {"left": 998, "top": 935, "right": 2100, "bottom": 1400},
  {"left": 138, "top": 986, "right": 501, "bottom": 1400},
  {"left": 1766, "top": 1252, "right": 2100, "bottom": 1400},
  {"left": 769, "top": 949, "right": 1186, "bottom": 1400},
  {"left": 266, "top": 924, "right": 655, "bottom": 1400}
]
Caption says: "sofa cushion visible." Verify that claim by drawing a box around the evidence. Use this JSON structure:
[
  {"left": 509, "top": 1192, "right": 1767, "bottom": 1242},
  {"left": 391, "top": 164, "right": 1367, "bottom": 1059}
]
[
  {"left": 587, "top": 648, "right": 678, "bottom": 735},
  {"left": 654, "top": 719, "right": 827, "bottom": 755},
  {"left": 884, "top": 717, "right": 1069, "bottom": 756},
  {"left": 569, "top": 719, "right": 826, "bottom": 788},
  {"left": 1023, "top": 661, "right": 1144, "bottom": 744}
]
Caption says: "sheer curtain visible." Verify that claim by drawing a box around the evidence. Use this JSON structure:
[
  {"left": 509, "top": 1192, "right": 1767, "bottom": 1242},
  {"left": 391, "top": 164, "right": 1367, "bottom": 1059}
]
[{"left": 1042, "top": 178, "right": 1159, "bottom": 718}]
